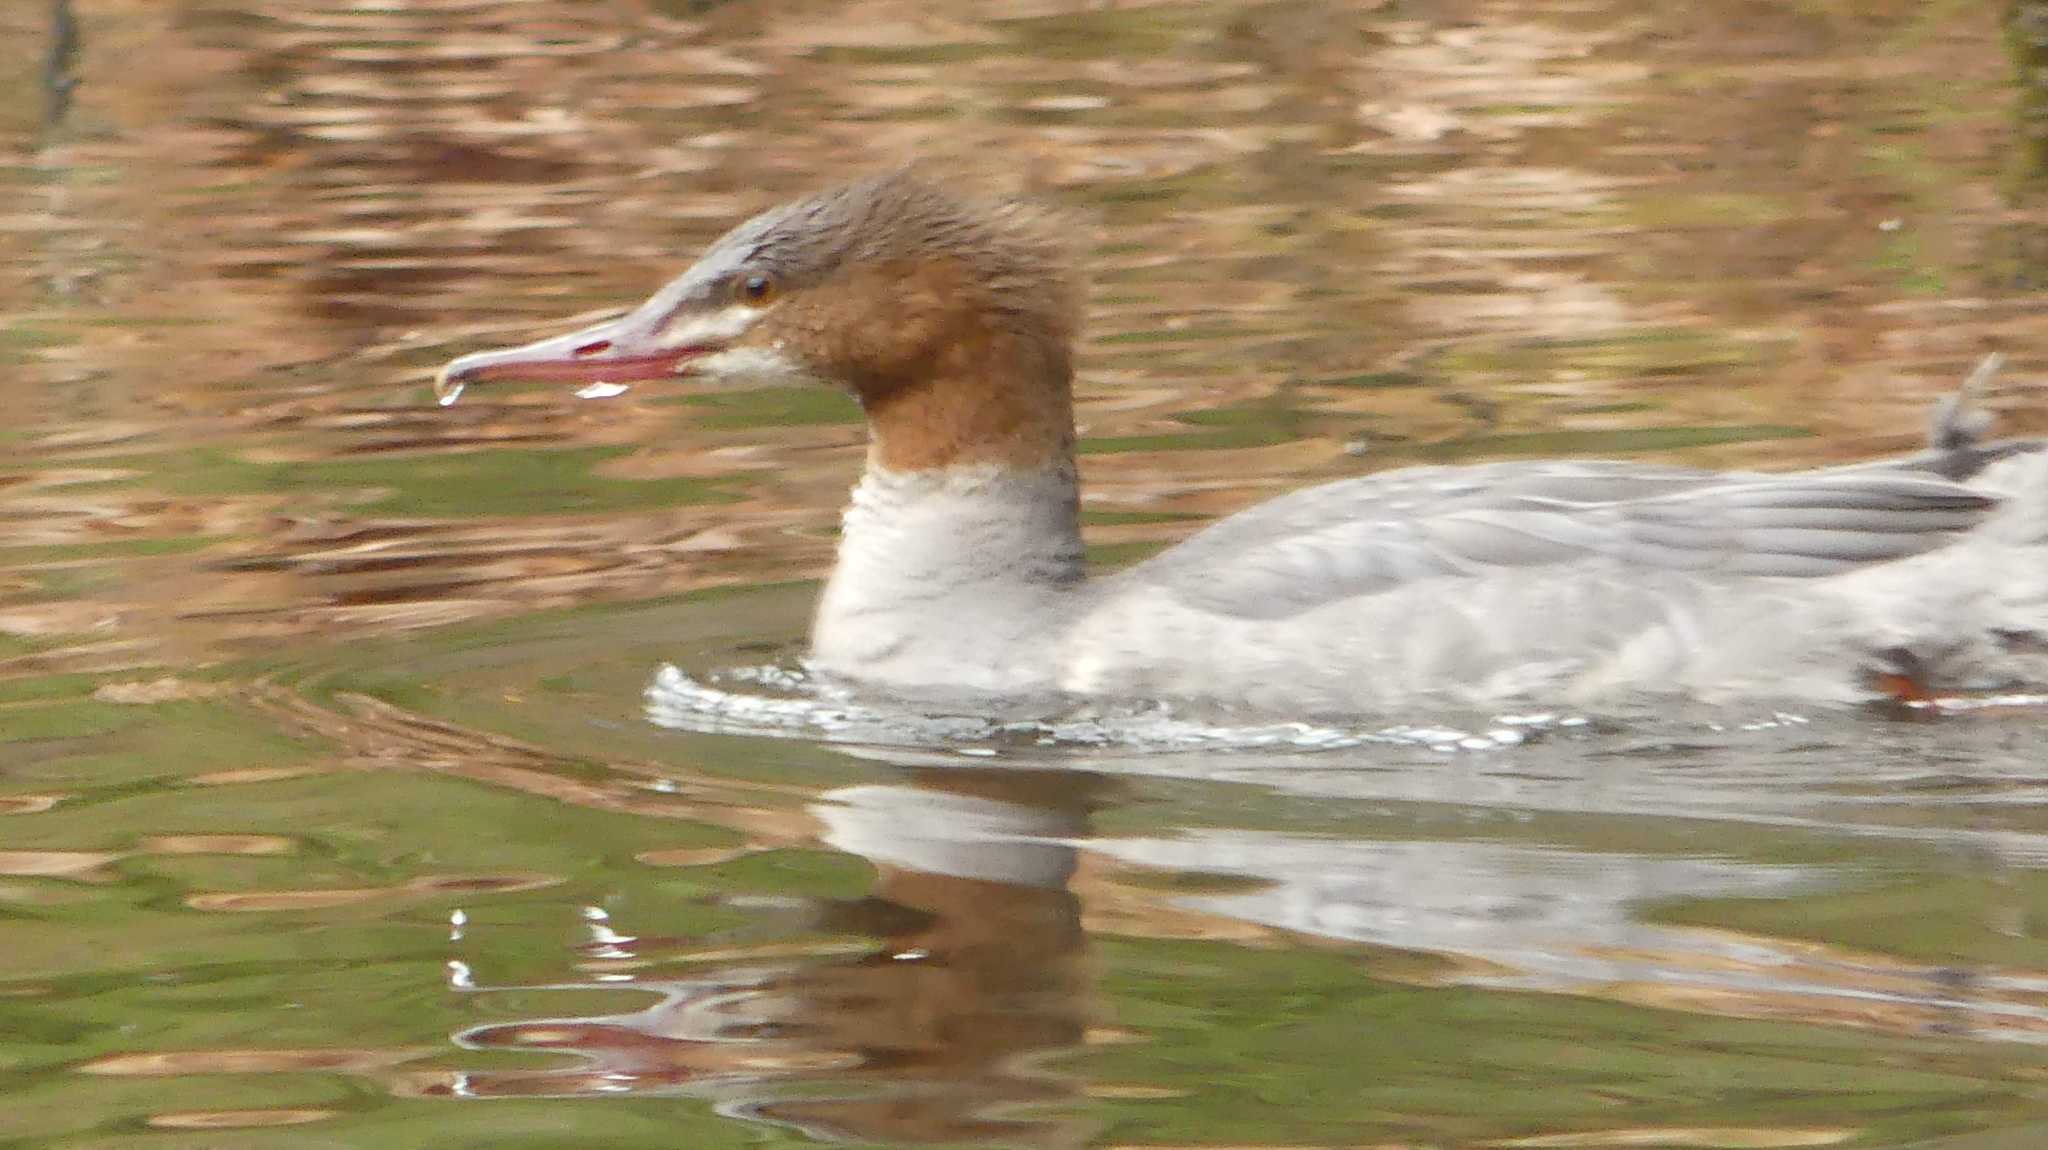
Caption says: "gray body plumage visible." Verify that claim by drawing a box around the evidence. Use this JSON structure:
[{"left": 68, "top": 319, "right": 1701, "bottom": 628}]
[
  {"left": 812, "top": 404, "right": 2048, "bottom": 712},
  {"left": 1068, "top": 441, "right": 2048, "bottom": 709}
]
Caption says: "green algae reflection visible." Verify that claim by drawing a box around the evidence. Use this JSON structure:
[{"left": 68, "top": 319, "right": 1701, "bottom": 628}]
[{"left": 144, "top": 447, "right": 745, "bottom": 519}]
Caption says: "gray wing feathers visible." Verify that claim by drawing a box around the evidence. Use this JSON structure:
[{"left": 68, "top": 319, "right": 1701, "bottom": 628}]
[
  {"left": 1614, "top": 474, "right": 1989, "bottom": 574},
  {"left": 1132, "top": 465, "right": 2000, "bottom": 620}
]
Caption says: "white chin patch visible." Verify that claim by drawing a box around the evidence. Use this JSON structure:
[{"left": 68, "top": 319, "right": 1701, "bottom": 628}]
[{"left": 689, "top": 345, "right": 819, "bottom": 386}]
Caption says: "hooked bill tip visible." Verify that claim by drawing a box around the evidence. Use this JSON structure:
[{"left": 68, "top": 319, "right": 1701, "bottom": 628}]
[{"left": 433, "top": 367, "right": 465, "bottom": 407}]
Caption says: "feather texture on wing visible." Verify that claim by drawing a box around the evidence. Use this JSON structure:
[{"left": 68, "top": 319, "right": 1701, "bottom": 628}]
[{"left": 1121, "top": 461, "right": 1997, "bottom": 620}]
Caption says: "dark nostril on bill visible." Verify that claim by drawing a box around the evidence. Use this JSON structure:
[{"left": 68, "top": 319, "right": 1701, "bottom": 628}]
[{"left": 573, "top": 340, "right": 612, "bottom": 358}]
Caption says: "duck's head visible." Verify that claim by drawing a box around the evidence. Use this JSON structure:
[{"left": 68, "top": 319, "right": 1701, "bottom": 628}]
[{"left": 437, "top": 171, "right": 1084, "bottom": 472}]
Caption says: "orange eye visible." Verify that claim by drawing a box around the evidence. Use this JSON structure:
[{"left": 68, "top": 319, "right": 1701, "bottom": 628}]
[{"left": 735, "top": 273, "right": 777, "bottom": 307}]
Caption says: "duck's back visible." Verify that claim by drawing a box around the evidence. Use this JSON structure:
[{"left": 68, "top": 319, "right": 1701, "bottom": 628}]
[{"left": 1065, "top": 449, "right": 2048, "bottom": 709}]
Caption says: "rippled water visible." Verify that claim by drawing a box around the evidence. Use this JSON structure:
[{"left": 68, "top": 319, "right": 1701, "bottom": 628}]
[{"left": 7, "top": 1, "right": 2048, "bottom": 1146}]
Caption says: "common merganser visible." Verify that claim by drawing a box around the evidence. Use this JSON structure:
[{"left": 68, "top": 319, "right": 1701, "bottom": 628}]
[{"left": 437, "top": 172, "right": 2048, "bottom": 710}]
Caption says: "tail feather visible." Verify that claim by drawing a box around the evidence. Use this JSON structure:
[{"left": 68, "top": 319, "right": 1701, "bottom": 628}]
[
  {"left": 1926, "top": 352, "right": 2003, "bottom": 452},
  {"left": 1910, "top": 353, "right": 2048, "bottom": 482}
]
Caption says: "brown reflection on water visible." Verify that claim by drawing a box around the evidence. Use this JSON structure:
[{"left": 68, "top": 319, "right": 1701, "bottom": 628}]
[
  {"left": 185, "top": 871, "right": 556, "bottom": 913},
  {"left": 438, "top": 768, "right": 1103, "bottom": 1148},
  {"left": 146, "top": 1109, "right": 339, "bottom": 1130},
  {"left": 1494, "top": 1128, "right": 1854, "bottom": 1149},
  {"left": 0, "top": 849, "right": 120, "bottom": 881},
  {"left": 141, "top": 832, "right": 293, "bottom": 855},
  {"left": 251, "top": 683, "right": 825, "bottom": 844},
  {"left": 81, "top": 1047, "right": 422, "bottom": 1077}
]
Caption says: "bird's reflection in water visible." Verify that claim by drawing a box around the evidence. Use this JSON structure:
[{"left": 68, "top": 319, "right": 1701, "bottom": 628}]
[{"left": 446, "top": 766, "right": 1109, "bottom": 1148}]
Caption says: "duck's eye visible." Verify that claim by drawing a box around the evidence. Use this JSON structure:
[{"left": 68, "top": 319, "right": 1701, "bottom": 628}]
[{"left": 734, "top": 273, "right": 777, "bottom": 307}]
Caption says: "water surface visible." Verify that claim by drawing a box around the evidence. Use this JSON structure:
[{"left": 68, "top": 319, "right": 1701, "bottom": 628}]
[{"left": 6, "top": 1, "right": 2048, "bottom": 1147}]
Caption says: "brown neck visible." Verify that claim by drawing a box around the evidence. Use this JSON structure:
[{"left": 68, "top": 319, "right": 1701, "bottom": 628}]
[{"left": 858, "top": 328, "right": 1076, "bottom": 474}]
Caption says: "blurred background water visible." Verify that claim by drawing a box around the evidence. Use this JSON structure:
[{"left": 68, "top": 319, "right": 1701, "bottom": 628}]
[{"left": 6, "top": 1, "right": 2048, "bottom": 1146}]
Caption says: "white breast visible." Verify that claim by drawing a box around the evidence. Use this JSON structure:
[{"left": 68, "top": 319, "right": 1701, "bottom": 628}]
[{"left": 810, "top": 464, "right": 1086, "bottom": 696}]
